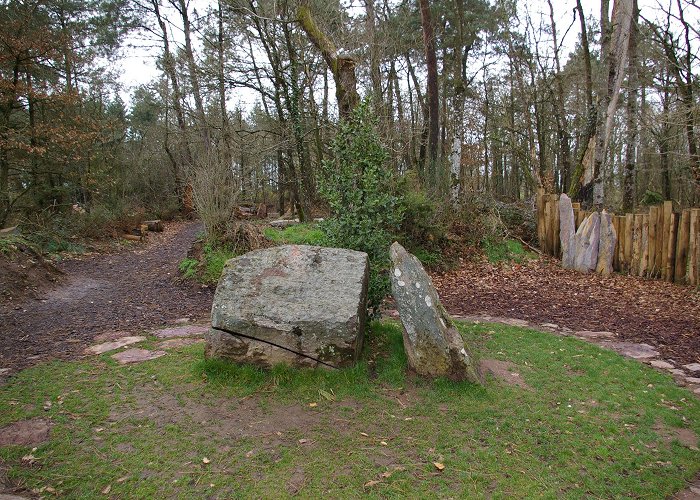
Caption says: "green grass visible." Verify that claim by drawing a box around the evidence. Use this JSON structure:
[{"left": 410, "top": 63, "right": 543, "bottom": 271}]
[
  {"left": 483, "top": 238, "right": 538, "bottom": 264},
  {"left": 1, "top": 321, "right": 699, "bottom": 498},
  {"left": 178, "top": 243, "right": 237, "bottom": 284},
  {"left": 263, "top": 223, "right": 325, "bottom": 246}
]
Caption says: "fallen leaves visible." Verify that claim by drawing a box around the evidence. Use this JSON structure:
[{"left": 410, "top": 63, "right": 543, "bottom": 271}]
[
  {"left": 433, "top": 462, "right": 445, "bottom": 471},
  {"left": 432, "top": 257, "right": 700, "bottom": 364},
  {"left": 202, "top": 457, "right": 210, "bottom": 464}
]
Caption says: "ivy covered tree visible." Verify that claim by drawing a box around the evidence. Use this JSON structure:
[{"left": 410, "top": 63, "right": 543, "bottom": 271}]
[{"left": 319, "top": 100, "right": 404, "bottom": 316}]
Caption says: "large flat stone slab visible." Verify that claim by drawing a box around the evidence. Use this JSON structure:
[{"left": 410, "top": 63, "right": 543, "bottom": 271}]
[
  {"left": 152, "top": 325, "right": 207, "bottom": 338},
  {"left": 157, "top": 337, "right": 204, "bottom": 350},
  {"left": 85, "top": 336, "right": 146, "bottom": 355},
  {"left": 606, "top": 342, "right": 659, "bottom": 360},
  {"left": 596, "top": 210, "right": 616, "bottom": 276},
  {"left": 559, "top": 194, "right": 575, "bottom": 268},
  {"left": 111, "top": 348, "right": 166, "bottom": 365},
  {"left": 573, "top": 212, "right": 601, "bottom": 273},
  {"left": 209, "top": 245, "right": 368, "bottom": 369}
]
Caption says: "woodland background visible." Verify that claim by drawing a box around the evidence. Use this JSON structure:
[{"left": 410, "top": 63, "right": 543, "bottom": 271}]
[{"left": 1, "top": 0, "right": 699, "bottom": 256}]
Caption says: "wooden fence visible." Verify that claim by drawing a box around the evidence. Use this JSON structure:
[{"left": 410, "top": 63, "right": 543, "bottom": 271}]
[{"left": 536, "top": 189, "right": 700, "bottom": 286}]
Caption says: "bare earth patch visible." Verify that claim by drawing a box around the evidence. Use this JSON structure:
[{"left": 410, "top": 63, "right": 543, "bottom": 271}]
[
  {"left": 0, "top": 221, "right": 213, "bottom": 373},
  {"left": 116, "top": 385, "right": 324, "bottom": 443},
  {"left": 479, "top": 359, "right": 531, "bottom": 390},
  {"left": 653, "top": 420, "right": 699, "bottom": 450},
  {"left": 0, "top": 418, "right": 52, "bottom": 447}
]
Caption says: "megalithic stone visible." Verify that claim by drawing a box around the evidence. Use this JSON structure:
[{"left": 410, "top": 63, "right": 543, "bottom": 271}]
[
  {"left": 207, "top": 245, "right": 369, "bottom": 369},
  {"left": 559, "top": 194, "right": 576, "bottom": 268},
  {"left": 596, "top": 210, "right": 617, "bottom": 276},
  {"left": 573, "top": 212, "right": 601, "bottom": 273},
  {"left": 389, "top": 242, "right": 482, "bottom": 384}
]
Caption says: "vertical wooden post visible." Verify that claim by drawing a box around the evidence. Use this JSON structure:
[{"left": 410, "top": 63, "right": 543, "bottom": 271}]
[
  {"left": 648, "top": 206, "right": 658, "bottom": 277},
  {"left": 612, "top": 215, "right": 621, "bottom": 271},
  {"left": 640, "top": 214, "right": 649, "bottom": 277},
  {"left": 617, "top": 216, "right": 626, "bottom": 271},
  {"left": 552, "top": 195, "right": 561, "bottom": 258},
  {"left": 537, "top": 188, "right": 546, "bottom": 253},
  {"left": 655, "top": 204, "right": 664, "bottom": 277},
  {"left": 624, "top": 213, "right": 634, "bottom": 273},
  {"left": 632, "top": 214, "right": 642, "bottom": 275},
  {"left": 665, "top": 212, "right": 679, "bottom": 282},
  {"left": 688, "top": 209, "right": 700, "bottom": 286},
  {"left": 675, "top": 209, "right": 691, "bottom": 283},
  {"left": 543, "top": 197, "right": 552, "bottom": 256},
  {"left": 572, "top": 202, "right": 581, "bottom": 230},
  {"left": 661, "top": 201, "right": 673, "bottom": 280}
]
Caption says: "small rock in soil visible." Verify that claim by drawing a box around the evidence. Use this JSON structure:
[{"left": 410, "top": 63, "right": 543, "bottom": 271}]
[
  {"left": 670, "top": 369, "right": 687, "bottom": 376},
  {"left": 650, "top": 360, "right": 675, "bottom": 370},
  {"left": 606, "top": 342, "right": 659, "bottom": 360},
  {"left": 85, "top": 336, "right": 146, "bottom": 355},
  {"left": 683, "top": 363, "right": 700, "bottom": 373},
  {"left": 111, "top": 348, "right": 166, "bottom": 364},
  {"left": 686, "top": 377, "right": 700, "bottom": 384}
]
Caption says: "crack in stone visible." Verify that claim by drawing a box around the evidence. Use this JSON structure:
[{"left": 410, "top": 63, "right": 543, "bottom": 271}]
[{"left": 210, "top": 326, "right": 339, "bottom": 369}]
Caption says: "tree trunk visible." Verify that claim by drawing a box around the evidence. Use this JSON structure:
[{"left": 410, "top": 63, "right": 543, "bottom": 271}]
[
  {"left": 622, "top": 0, "right": 639, "bottom": 211},
  {"left": 547, "top": 0, "right": 572, "bottom": 193},
  {"left": 174, "top": 0, "right": 210, "bottom": 147},
  {"left": 151, "top": 0, "right": 190, "bottom": 203},
  {"left": 419, "top": 0, "right": 440, "bottom": 188},
  {"left": 297, "top": 1, "right": 359, "bottom": 119}
]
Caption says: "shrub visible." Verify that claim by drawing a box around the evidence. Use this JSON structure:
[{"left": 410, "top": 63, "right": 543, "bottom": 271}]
[
  {"left": 318, "top": 100, "right": 403, "bottom": 317},
  {"left": 395, "top": 172, "right": 442, "bottom": 249}
]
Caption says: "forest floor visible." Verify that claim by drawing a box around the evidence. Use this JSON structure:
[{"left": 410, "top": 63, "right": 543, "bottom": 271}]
[
  {"left": 433, "top": 257, "right": 700, "bottom": 366},
  {"left": 1, "top": 220, "right": 699, "bottom": 372},
  {"left": 0, "top": 221, "right": 213, "bottom": 374}
]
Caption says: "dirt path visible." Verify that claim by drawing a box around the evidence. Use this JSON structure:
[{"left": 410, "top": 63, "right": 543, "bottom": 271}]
[
  {"left": 433, "top": 256, "right": 700, "bottom": 365},
  {"left": 0, "top": 221, "right": 213, "bottom": 373}
]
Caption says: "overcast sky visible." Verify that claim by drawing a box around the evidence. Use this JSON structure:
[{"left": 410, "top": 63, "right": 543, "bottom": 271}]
[{"left": 114, "top": 0, "right": 694, "bottom": 107}]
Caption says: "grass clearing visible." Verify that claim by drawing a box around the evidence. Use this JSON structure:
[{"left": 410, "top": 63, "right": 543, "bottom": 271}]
[
  {"left": 483, "top": 238, "right": 538, "bottom": 264},
  {"left": 1, "top": 321, "right": 699, "bottom": 498},
  {"left": 263, "top": 224, "right": 325, "bottom": 246}
]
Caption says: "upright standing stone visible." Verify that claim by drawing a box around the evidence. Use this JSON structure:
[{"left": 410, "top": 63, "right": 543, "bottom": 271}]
[
  {"left": 207, "top": 245, "right": 368, "bottom": 369},
  {"left": 559, "top": 194, "right": 576, "bottom": 268},
  {"left": 573, "top": 212, "right": 601, "bottom": 273},
  {"left": 389, "top": 242, "right": 481, "bottom": 383},
  {"left": 596, "top": 210, "right": 617, "bottom": 276}
]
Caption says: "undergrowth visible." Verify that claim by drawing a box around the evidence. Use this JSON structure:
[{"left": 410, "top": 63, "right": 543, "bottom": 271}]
[
  {"left": 483, "top": 238, "right": 538, "bottom": 264},
  {"left": 263, "top": 224, "right": 325, "bottom": 246}
]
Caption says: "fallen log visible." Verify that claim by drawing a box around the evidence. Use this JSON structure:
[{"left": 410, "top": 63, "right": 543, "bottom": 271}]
[{"left": 122, "top": 234, "right": 142, "bottom": 242}]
